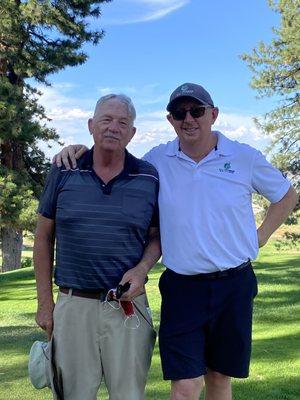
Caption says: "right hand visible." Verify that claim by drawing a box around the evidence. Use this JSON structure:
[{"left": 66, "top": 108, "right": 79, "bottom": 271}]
[
  {"left": 36, "top": 302, "right": 55, "bottom": 341},
  {"left": 52, "top": 144, "right": 89, "bottom": 170}
]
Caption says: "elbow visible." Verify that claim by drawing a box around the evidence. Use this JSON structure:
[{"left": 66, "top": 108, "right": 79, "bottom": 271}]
[
  {"left": 290, "top": 187, "right": 299, "bottom": 210},
  {"left": 34, "top": 229, "right": 55, "bottom": 249}
]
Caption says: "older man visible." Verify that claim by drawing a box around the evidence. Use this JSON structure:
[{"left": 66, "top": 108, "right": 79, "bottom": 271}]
[
  {"left": 55, "top": 83, "right": 298, "bottom": 400},
  {"left": 34, "top": 94, "right": 160, "bottom": 400}
]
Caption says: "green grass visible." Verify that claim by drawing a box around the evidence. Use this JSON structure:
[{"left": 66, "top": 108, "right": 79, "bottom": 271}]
[{"left": 0, "top": 242, "right": 299, "bottom": 400}]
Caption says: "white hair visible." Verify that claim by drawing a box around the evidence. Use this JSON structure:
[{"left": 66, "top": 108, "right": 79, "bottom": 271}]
[{"left": 94, "top": 94, "right": 136, "bottom": 122}]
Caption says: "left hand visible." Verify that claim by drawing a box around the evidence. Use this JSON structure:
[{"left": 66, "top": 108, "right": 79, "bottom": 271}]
[{"left": 118, "top": 265, "right": 148, "bottom": 300}]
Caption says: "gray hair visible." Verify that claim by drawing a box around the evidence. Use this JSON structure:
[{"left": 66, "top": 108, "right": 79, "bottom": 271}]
[{"left": 94, "top": 94, "right": 136, "bottom": 123}]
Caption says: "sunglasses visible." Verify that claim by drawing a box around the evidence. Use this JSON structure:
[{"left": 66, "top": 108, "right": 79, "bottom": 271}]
[{"left": 171, "top": 105, "right": 212, "bottom": 121}]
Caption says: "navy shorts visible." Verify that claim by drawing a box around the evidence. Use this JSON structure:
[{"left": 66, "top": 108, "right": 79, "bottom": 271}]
[{"left": 158, "top": 262, "right": 258, "bottom": 380}]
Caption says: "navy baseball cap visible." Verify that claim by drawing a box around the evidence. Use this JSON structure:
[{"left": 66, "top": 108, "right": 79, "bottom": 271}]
[{"left": 167, "top": 83, "right": 214, "bottom": 111}]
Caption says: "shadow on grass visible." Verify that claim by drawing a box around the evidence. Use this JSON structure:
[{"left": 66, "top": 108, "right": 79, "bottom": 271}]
[
  {"left": 232, "top": 376, "right": 300, "bottom": 400},
  {"left": 252, "top": 257, "right": 300, "bottom": 317},
  {"left": 0, "top": 325, "right": 45, "bottom": 352},
  {"left": 252, "top": 332, "right": 300, "bottom": 363},
  {"left": 0, "top": 268, "right": 35, "bottom": 284}
]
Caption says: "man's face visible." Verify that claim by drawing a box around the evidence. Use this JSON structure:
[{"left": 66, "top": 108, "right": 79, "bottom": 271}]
[
  {"left": 167, "top": 98, "right": 218, "bottom": 145},
  {"left": 88, "top": 99, "right": 136, "bottom": 152}
]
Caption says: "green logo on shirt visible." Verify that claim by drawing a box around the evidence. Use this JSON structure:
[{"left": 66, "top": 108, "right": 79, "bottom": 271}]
[{"left": 219, "top": 162, "right": 235, "bottom": 174}]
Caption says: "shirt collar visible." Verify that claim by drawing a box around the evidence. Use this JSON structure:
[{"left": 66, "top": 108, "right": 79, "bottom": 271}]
[
  {"left": 215, "top": 131, "right": 235, "bottom": 156},
  {"left": 165, "top": 131, "right": 234, "bottom": 157},
  {"left": 165, "top": 137, "right": 181, "bottom": 157},
  {"left": 79, "top": 146, "right": 140, "bottom": 174}
]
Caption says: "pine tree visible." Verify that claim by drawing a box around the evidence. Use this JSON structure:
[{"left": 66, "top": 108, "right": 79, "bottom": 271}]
[
  {"left": 0, "top": 0, "right": 110, "bottom": 272},
  {"left": 241, "top": 0, "right": 300, "bottom": 194}
]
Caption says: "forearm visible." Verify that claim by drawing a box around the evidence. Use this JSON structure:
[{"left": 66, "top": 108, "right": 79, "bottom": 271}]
[
  {"left": 258, "top": 186, "right": 299, "bottom": 244},
  {"left": 33, "top": 234, "right": 55, "bottom": 308},
  {"left": 120, "top": 228, "right": 161, "bottom": 298},
  {"left": 136, "top": 228, "right": 161, "bottom": 274}
]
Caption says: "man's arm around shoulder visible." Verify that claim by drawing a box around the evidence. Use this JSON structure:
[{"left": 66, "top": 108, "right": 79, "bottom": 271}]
[{"left": 33, "top": 214, "right": 55, "bottom": 340}]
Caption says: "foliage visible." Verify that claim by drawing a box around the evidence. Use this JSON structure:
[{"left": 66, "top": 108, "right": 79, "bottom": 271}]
[
  {"left": 0, "top": 78, "right": 56, "bottom": 194},
  {"left": 0, "top": 0, "right": 110, "bottom": 85},
  {"left": 275, "top": 231, "right": 300, "bottom": 250},
  {"left": 21, "top": 257, "right": 32, "bottom": 268},
  {"left": 241, "top": 0, "right": 300, "bottom": 194},
  {"left": 0, "top": 167, "right": 38, "bottom": 232},
  {"left": 0, "top": 0, "right": 111, "bottom": 268}
]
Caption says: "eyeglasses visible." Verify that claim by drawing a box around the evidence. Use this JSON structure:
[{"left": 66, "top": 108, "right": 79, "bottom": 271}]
[{"left": 171, "top": 105, "right": 212, "bottom": 121}]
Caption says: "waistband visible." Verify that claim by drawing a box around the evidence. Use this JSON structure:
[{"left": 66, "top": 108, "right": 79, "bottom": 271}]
[
  {"left": 166, "top": 260, "right": 251, "bottom": 280},
  {"left": 59, "top": 287, "right": 109, "bottom": 301}
]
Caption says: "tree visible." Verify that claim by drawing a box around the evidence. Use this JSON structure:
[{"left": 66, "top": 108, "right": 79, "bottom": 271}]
[
  {"left": 0, "top": 0, "right": 110, "bottom": 272},
  {"left": 241, "top": 0, "right": 300, "bottom": 195}
]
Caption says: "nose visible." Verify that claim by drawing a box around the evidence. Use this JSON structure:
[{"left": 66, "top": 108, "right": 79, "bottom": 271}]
[
  {"left": 108, "top": 119, "right": 120, "bottom": 132},
  {"left": 183, "top": 110, "right": 194, "bottom": 122}
]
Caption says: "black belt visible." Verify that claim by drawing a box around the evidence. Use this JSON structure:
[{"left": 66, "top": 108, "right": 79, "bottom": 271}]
[
  {"left": 167, "top": 260, "right": 251, "bottom": 280},
  {"left": 59, "top": 287, "right": 109, "bottom": 301}
]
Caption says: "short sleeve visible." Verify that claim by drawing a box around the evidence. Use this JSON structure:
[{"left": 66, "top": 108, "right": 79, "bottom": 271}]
[
  {"left": 142, "top": 148, "right": 159, "bottom": 168},
  {"left": 142, "top": 151, "right": 151, "bottom": 163},
  {"left": 251, "top": 151, "right": 291, "bottom": 203},
  {"left": 38, "top": 165, "right": 64, "bottom": 219},
  {"left": 150, "top": 200, "right": 159, "bottom": 228}
]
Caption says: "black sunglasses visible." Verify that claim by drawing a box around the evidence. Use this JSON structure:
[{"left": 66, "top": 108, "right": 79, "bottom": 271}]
[{"left": 171, "top": 105, "right": 212, "bottom": 121}]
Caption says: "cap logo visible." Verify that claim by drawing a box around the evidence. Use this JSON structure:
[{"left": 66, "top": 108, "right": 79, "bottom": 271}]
[{"left": 180, "top": 85, "right": 194, "bottom": 94}]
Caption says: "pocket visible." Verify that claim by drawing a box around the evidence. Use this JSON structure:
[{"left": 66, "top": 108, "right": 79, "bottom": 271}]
[
  {"left": 53, "top": 291, "right": 71, "bottom": 321},
  {"left": 133, "top": 294, "right": 156, "bottom": 330},
  {"left": 49, "top": 338, "right": 64, "bottom": 400},
  {"left": 251, "top": 267, "right": 258, "bottom": 298},
  {"left": 122, "top": 192, "right": 152, "bottom": 222},
  {"left": 158, "top": 269, "right": 167, "bottom": 293}
]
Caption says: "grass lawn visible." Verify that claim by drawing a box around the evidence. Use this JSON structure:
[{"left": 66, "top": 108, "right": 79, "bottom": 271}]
[{"left": 0, "top": 242, "right": 299, "bottom": 399}]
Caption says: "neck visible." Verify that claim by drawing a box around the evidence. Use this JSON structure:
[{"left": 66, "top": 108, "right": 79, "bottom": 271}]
[
  {"left": 179, "top": 132, "right": 217, "bottom": 163},
  {"left": 93, "top": 146, "right": 125, "bottom": 169},
  {"left": 93, "top": 147, "right": 126, "bottom": 184}
]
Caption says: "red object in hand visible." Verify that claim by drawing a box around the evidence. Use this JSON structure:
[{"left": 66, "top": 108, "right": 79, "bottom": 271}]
[{"left": 120, "top": 301, "right": 135, "bottom": 316}]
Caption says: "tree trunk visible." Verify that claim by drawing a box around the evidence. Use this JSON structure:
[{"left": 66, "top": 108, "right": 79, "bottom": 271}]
[
  {"left": 1, "top": 140, "right": 25, "bottom": 272},
  {"left": 1, "top": 227, "right": 23, "bottom": 272}
]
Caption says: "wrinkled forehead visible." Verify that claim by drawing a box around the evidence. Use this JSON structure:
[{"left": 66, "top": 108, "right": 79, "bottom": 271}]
[{"left": 170, "top": 96, "right": 203, "bottom": 110}]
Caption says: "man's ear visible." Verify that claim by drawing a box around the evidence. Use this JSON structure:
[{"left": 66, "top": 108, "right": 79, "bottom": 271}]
[
  {"left": 88, "top": 118, "right": 94, "bottom": 135},
  {"left": 167, "top": 113, "right": 174, "bottom": 127},
  {"left": 130, "top": 126, "right": 136, "bottom": 140},
  {"left": 212, "top": 107, "right": 219, "bottom": 124}
]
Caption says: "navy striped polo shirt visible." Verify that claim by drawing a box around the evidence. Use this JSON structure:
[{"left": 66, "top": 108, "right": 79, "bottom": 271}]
[{"left": 38, "top": 148, "right": 159, "bottom": 290}]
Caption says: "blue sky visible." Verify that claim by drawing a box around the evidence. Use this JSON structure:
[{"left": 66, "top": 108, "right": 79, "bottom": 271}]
[{"left": 37, "top": 0, "right": 280, "bottom": 158}]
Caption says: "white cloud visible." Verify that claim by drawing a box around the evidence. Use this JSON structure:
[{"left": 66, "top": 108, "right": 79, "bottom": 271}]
[
  {"left": 47, "top": 108, "right": 91, "bottom": 121},
  {"left": 101, "top": 0, "right": 190, "bottom": 25},
  {"left": 215, "top": 113, "right": 267, "bottom": 143}
]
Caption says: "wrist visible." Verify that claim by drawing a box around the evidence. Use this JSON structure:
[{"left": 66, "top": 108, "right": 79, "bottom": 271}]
[
  {"left": 136, "top": 261, "right": 152, "bottom": 274},
  {"left": 37, "top": 297, "right": 54, "bottom": 309}
]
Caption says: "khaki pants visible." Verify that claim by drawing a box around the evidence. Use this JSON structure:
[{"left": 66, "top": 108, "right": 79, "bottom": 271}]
[{"left": 52, "top": 291, "right": 156, "bottom": 400}]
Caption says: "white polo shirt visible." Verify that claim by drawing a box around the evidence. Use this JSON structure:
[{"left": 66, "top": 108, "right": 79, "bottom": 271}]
[{"left": 143, "top": 131, "right": 290, "bottom": 274}]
